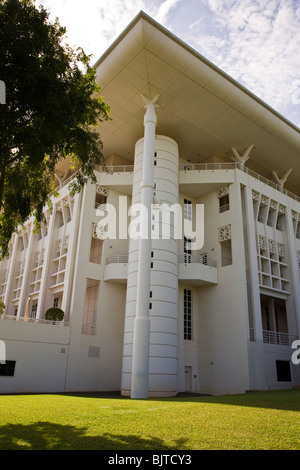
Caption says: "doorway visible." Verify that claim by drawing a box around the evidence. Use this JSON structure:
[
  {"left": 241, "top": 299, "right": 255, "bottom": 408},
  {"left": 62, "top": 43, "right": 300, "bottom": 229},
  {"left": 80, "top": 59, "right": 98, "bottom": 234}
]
[{"left": 185, "top": 366, "right": 192, "bottom": 392}]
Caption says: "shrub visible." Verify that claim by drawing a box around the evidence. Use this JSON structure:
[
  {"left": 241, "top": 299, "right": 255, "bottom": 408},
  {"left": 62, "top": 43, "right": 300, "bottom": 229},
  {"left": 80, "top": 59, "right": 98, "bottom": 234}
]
[
  {"left": 45, "top": 307, "right": 64, "bottom": 322},
  {"left": 0, "top": 300, "right": 5, "bottom": 315}
]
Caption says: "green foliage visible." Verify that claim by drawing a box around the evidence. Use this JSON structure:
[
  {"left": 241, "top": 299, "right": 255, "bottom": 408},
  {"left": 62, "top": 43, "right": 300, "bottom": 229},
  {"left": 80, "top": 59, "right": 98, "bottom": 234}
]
[
  {"left": 0, "top": 300, "right": 5, "bottom": 315},
  {"left": 44, "top": 307, "right": 64, "bottom": 322},
  {"left": 0, "top": 0, "right": 110, "bottom": 258}
]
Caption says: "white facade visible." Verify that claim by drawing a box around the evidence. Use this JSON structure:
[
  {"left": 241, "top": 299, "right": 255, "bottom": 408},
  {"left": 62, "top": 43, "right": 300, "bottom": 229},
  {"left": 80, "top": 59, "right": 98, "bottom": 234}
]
[{"left": 0, "top": 12, "right": 300, "bottom": 396}]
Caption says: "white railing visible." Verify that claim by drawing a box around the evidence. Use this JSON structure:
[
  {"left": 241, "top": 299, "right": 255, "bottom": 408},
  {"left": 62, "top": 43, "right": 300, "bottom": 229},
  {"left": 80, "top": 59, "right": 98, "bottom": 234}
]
[
  {"left": 180, "top": 162, "right": 300, "bottom": 203},
  {"left": 54, "top": 168, "right": 82, "bottom": 193},
  {"left": 99, "top": 165, "right": 134, "bottom": 174},
  {"left": 180, "top": 162, "right": 235, "bottom": 171},
  {"left": 219, "top": 203, "right": 230, "bottom": 213},
  {"left": 54, "top": 163, "right": 134, "bottom": 193},
  {"left": 179, "top": 254, "right": 217, "bottom": 267},
  {"left": 263, "top": 330, "right": 298, "bottom": 346},
  {"left": 105, "top": 255, "right": 129, "bottom": 265},
  {"left": 0, "top": 314, "right": 70, "bottom": 326}
]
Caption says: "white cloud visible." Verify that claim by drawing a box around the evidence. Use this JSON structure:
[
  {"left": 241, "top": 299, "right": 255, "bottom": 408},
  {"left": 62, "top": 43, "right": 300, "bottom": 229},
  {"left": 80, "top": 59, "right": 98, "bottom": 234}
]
[
  {"left": 185, "top": 0, "right": 300, "bottom": 126},
  {"left": 156, "top": 0, "right": 181, "bottom": 23},
  {"left": 37, "top": 0, "right": 180, "bottom": 60},
  {"left": 36, "top": 0, "right": 300, "bottom": 126}
]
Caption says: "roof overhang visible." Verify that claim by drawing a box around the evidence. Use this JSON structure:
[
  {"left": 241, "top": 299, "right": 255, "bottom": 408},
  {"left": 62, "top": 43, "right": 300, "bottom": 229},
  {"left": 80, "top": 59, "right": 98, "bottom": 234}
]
[{"left": 94, "top": 11, "right": 300, "bottom": 195}]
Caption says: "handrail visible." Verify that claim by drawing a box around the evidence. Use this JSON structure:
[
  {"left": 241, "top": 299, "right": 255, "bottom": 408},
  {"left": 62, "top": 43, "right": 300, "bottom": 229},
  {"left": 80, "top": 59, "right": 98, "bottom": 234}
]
[
  {"left": 54, "top": 168, "right": 81, "bottom": 193},
  {"left": 179, "top": 254, "right": 217, "bottom": 267},
  {"left": 0, "top": 314, "right": 70, "bottom": 326},
  {"left": 105, "top": 255, "right": 129, "bottom": 265},
  {"left": 180, "top": 162, "right": 235, "bottom": 171},
  {"left": 262, "top": 329, "right": 298, "bottom": 346},
  {"left": 99, "top": 165, "right": 134, "bottom": 174},
  {"left": 55, "top": 162, "right": 300, "bottom": 202},
  {"left": 179, "top": 162, "right": 300, "bottom": 202}
]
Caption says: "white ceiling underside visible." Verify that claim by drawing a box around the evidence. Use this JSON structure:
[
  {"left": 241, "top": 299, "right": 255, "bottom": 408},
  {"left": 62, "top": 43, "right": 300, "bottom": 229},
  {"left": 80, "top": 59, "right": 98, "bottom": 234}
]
[{"left": 94, "top": 12, "right": 300, "bottom": 196}]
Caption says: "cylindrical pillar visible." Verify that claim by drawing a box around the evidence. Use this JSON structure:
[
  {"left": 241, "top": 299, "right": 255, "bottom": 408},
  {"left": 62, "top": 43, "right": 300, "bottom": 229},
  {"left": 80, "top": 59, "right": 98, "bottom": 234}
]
[
  {"left": 130, "top": 98, "right": 157, "bottom": 399},
  {"left": 121, "top": 133, "right": 179, "bottom": 398}
]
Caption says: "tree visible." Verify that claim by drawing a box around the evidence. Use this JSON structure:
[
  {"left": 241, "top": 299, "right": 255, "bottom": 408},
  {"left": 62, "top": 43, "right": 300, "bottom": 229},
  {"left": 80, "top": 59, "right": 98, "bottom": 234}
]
[
  {"left": 0, "top": 0, "right": 110, "bottom": 258},
  {"left": 45, "top": 307, "right": 64, "bottom": 322}
]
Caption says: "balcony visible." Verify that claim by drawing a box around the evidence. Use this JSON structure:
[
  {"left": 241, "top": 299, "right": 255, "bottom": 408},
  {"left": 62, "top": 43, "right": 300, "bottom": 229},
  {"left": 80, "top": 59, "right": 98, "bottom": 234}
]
[
  {"left": 179, "top": 163, "right": 235, "bottom": 197},
  {"left": 179, "top": 254, "right": 218, "bottom": 286},
  {"left": 104, "top": 253, "right": 218, "bottom": 286},
  {"left": 104, "top": 255, "right": 128, "bottom": 283},
  {"left": 179, "top": 162, "right": 300, "bottom": 202},
  {"left": 263, "top": 330, "right": 298, "bottom": 347},
  {"left": 0, "top": 314, "right": 70, "bottom": 327},
  {"left": 98, "top": 165, "right": 133, "bottom": 195}
]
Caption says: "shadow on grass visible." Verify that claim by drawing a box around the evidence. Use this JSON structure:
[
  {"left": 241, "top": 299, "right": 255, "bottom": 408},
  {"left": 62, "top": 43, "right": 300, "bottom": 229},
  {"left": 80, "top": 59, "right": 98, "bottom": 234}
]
[
  {"left": 0, "top": 421, "right": 186, "bottom": 450},
  {"left": 63, "top": 389, "right": 300, "bottom": 412}
]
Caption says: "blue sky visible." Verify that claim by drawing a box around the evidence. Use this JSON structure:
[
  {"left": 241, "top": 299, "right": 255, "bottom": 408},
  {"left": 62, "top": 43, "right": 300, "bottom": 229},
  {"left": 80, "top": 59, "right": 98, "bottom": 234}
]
[{"left": 37, "top": 0, "right": 300, "bottom": 128}]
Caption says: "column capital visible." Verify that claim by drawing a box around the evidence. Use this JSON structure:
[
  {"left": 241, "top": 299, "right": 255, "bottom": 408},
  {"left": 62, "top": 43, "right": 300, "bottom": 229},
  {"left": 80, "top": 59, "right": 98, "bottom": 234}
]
[{"left": 141, "top": 94, "right": 160, "bottom": 125}]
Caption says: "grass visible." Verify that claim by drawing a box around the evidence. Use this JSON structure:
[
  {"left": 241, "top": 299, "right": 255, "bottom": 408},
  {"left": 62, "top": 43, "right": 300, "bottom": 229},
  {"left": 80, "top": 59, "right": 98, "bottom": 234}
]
[{"left": 0, "top": 389, "right": 299, "bottom": 450}]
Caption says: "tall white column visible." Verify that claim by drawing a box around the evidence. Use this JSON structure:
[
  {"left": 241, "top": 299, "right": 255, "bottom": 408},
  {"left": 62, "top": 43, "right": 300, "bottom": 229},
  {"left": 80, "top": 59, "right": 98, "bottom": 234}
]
[
  {"left": 243, "top": 186, "right": 266, "bottom": 390},
  {"left": 131, "top": 95, "right": 159, "bottom": 399}
]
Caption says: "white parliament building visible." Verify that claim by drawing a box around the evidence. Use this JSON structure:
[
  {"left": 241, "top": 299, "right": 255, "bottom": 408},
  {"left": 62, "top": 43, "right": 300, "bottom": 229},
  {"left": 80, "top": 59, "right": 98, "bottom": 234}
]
[{"left": 1, "top": 12, "right": 300, "bottom": 397}]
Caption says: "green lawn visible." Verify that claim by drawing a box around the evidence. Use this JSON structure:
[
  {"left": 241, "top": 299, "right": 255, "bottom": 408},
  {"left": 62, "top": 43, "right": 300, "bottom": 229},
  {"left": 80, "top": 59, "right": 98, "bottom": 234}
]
[{"left": 0, "top": 389, "right": 299, "bottom": 450}]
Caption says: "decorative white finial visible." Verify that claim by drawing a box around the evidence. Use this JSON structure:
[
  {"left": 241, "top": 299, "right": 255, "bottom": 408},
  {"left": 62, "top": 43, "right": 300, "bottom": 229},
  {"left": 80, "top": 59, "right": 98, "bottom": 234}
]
[
  {"left": 141, "top": 94, "right": 160, "bottom": 107},
  {"left": 231, "top": 144, "right": 254, "bottom": 166},
  {"left": 272, "top": 169, "right": 292, "bottom": 189},
  {"left": 141, "top": 94, "right": 160, "bottom": 124}
]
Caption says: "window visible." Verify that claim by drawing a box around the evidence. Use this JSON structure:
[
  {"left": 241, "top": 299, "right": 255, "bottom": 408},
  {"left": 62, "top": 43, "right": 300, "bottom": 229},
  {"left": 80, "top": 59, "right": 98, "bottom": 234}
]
[
  {"left": 218, "top": 188, "right": 230, "bottom": 213},
  {"left": 276, "top": 360, "right": 291, "bottom": 382},
  {"left": 53, "top": 297, "right": 59, "bottom": 308},
  {"left": 0, "top": 361, "right": 16, "bottom": 377},
  {"left": 184, "top": 237, "right": 192, "bottom": 263},
  {"left": 82, "top": 279, "right": 99, "bottom": 335},
  {"left": 218, "top": 225, "right": 232, "bottom": 266},
  {"left": 220, "top": 240, "right": 232, "bottom": 266},
  {"left": 89, "top": 236, "right": 103, "bottom": 264},
  {"left": 219, "top": 195, "right": 229, "bottom": 212},
  {"left": 31, "top": 304, "right": 37, "bottom": 319},
  {"left": 184, "top": 289, "right": 192, "bottom": 340},
  {"left": 184, "top": 199, "right": 192, "bottom": 221}
]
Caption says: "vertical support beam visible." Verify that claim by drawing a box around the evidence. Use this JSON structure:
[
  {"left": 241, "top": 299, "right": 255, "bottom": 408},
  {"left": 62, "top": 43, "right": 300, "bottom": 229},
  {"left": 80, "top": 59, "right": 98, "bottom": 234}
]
[
  {"left": 61, "top": 192, "right": 83, "bottom": 322},
  {"left": 36, "top": 204, "right": 57, "bottom": 319},
  {"left": 131, "top": 95, "right": 159, "bottom": 399},
  {"left": 3, "top": 234, "right": 19, "bottom": 312},
  {"left": 18, "top": 223, "right": 35, "bottom": 316},
  {"left": 243, "top": 185, "right": 267, "bottom": 390},
  {"left": 285, "top": 208, "right": 300, "bottom": 338}
]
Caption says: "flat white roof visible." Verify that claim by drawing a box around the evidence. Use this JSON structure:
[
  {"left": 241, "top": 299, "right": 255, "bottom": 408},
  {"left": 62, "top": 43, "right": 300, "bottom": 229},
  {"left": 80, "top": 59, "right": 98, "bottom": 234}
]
[{"left": 94, "top": 11, "right": 300, "bottom": 196}]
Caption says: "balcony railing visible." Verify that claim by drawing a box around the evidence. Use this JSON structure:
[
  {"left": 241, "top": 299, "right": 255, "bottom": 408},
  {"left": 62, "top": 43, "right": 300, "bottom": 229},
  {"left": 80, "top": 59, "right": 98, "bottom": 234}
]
[
  {"left": 180, "top": 162, "right": 300, "bottom": 203},
  {"left": 179, "top": 254, "right": 217, "bottom": 267},
  {"left": 263, "top": 330, "right": 298, "bottom": 346},
  {"left": 105, "top": 255, "right": 129, "bottom": 265},
  {"left": 99, "top": 165, "right": 134, "bottom": 174},
  {"left": 0, "top": 314, "right": 70, "bottom": 326},
  {"left": 180, "top": 163, "right": 235, "bottom": 171}
]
